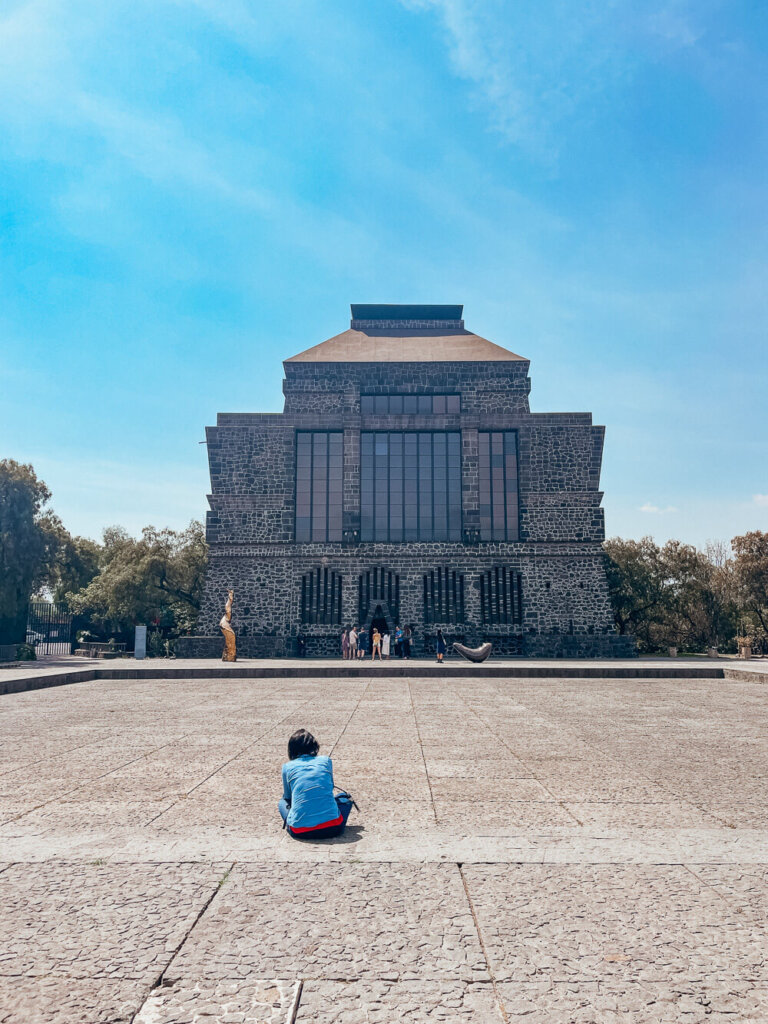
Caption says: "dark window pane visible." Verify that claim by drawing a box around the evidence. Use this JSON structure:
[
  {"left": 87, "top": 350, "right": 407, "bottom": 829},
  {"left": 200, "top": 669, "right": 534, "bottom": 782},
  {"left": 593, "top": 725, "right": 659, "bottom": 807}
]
[
  {"left": 361, "top": 395, "right": 374, "bottom": 413},
  {"left": 433, "top": 395, "right": 446, "bottom": 414},
  {"left": 446, "top": 395, "right": 460, "bottom": 414},
  {"left": 374, "top": 395, "right": 388, "bottom": 415},
  {"left": 389, "top": 395, "right": 403, "bottom": 414},
  {"left": 404, "top": 396, "right": 418, "bottom": 414}
]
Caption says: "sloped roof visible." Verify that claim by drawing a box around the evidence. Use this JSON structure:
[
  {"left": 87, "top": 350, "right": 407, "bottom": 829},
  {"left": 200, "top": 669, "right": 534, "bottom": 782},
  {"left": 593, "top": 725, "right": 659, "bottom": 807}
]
[{"left": 285, "top": 328, "right": 526, "bottom": 363}]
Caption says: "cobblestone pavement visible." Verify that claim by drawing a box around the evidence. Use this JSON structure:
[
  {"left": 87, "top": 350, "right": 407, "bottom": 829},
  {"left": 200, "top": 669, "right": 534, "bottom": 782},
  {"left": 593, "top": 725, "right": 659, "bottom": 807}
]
[{"left": 1, "top": 674, "right": 767, "bottom": 1022}]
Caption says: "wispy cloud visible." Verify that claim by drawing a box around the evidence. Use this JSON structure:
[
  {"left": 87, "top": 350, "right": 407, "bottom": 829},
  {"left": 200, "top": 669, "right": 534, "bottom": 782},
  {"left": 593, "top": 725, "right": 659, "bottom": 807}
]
[
  {"left": 753, "top": 494, "right": 768, "bottom": 507},
  {"left": 399, "top": 0, "right": 707, "bottom": 160},
  {"left": 639, "top": 502, "right": 678, "bottom": 515}
]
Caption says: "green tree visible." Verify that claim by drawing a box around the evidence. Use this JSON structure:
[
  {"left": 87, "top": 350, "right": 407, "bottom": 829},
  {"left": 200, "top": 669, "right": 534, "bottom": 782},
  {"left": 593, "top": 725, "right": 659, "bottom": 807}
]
[
  {"left": 603, "top": 537, "right": 668, "bottom": 649},
  {"left": 657, "top": 540, "right": 736, "bottom": 650},
  {"left": 68, "top": 521, "right": 207, "bottom": 638},
  {"left": 731, "top": 530, "right": 768, "bottom": 638},
  {"left": 604, "top": 536, "right": 738, "bottom": 653},
  {"left": 0, "top": 460, "right": 60, "bottom": 643},
  {"left": 47, "top": 531, "right": 103, "bottom": 603}
]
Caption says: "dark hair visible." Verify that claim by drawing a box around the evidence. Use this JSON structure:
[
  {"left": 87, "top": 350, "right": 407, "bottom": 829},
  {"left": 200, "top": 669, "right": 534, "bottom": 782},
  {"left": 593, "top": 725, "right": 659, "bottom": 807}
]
[{"left": 288, "top": 729, "right": 319, "bottom": 760}]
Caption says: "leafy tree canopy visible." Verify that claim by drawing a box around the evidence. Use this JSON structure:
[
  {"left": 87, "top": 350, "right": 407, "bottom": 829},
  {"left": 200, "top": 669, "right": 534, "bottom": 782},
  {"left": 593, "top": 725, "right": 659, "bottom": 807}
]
[
  {"left": 604, "top": 535, "right": 740, "bottom": 653},
  {"left": 732, "top": 531, "right": 768, "bottom": 636},
  {"left": 0, "top": 459, "right": 60, "bottom": 642},
  {"left": 68, "top": 521, "right": 207, "bottom": 636}
]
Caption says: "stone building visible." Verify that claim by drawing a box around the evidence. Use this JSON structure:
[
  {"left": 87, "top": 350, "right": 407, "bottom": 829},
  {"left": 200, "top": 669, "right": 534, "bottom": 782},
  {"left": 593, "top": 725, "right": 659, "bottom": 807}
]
[{"left": 181, "top": 304, "right": 631, "bottom": 658}]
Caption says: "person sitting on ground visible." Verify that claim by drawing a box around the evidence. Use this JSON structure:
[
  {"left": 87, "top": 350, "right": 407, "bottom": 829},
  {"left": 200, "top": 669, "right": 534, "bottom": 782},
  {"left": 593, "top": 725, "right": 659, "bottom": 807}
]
[{"left": 279, "top": 729, "right": 355, "bottom": 839}]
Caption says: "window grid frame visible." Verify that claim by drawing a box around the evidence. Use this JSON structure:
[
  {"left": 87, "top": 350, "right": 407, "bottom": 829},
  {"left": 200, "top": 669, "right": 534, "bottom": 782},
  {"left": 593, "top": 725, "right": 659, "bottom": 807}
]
[
  {"left": 360, "top": 430, "right": 462, "bottom": 543},
  {"left": 295, "top": 431, "right": 344, "bottom": 543},
  {"left": 360, "top": 394, "right": 461, "bottom": 415},
  {"left": 479, "top": 430, "right": 520, "bottom": 542}
]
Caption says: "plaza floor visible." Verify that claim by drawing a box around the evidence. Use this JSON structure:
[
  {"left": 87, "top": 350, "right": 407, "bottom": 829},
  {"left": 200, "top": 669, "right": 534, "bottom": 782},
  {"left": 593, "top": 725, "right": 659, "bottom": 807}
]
[{"left": 1, "top": 672, "right": 767, "bottom": 1022}]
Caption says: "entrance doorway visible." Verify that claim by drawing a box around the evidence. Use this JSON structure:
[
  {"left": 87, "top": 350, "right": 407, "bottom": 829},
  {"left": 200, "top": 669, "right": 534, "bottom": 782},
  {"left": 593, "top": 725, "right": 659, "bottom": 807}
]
[{"left": 370, "top": 604, "right": 389, "bottom": 637}]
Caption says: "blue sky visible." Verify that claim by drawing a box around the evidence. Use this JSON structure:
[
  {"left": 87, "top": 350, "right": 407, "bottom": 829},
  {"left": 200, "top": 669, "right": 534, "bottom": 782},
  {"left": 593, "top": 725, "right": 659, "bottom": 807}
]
[{"left": 1, "top": 0, "right": 766, "bottom": 546}]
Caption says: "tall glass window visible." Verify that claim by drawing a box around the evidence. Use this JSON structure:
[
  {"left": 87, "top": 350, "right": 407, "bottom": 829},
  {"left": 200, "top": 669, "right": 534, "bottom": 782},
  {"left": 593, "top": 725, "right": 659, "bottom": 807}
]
[
  {"left": 479, "top": 431, "right": 519, "bottom": 541},
  {"left": 360, "top": 432, "right": 461, "bottom": 542},
  {"left": 295, "top": 432, "right": 343, "bottom": 542}
]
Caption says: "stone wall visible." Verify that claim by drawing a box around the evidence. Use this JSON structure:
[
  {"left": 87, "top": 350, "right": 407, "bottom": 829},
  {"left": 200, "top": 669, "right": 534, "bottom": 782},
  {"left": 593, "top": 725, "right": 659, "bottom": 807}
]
[
  {"left": 196, "top": 544, "right": 623, "bottom": 659},
  {"left": 192, "top": 350, "right": 633, "bottom": 658}
]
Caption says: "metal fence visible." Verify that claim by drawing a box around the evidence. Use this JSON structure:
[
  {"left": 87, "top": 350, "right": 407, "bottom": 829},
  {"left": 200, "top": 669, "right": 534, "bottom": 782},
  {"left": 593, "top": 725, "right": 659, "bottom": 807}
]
[{"left": 27, "top": 602, "right": 74, "bottom": 655}]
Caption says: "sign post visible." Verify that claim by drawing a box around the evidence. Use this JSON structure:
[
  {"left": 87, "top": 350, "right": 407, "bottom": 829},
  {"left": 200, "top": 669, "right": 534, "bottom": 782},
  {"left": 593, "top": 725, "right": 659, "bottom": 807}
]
[{"left": 134, "top": 625, "right": 147, "bottom": 660}]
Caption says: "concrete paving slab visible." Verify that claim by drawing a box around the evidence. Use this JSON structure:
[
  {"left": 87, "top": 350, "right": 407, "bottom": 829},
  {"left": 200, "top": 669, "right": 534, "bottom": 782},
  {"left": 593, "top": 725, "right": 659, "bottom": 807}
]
[
  {"left": 1, "top": 671, "right": 767, "bottom": 1022},
  {"left": 168, "top": 863, "right": 488, "bottom": 983},
  {"left": 133, "top": 977, "right": 299, "bottom": 1023},
  {"left": 463, "top": 864, "right": 768, "bottom": 984},
  {"left": 294, "top": 980, "right": 502, "bottom": 1021},
  {"left": 0, "top": 861, "right": 230, "bottom": 981},
  {"left": 0, "top": 977, "right": 144, "bottom": 1024}
]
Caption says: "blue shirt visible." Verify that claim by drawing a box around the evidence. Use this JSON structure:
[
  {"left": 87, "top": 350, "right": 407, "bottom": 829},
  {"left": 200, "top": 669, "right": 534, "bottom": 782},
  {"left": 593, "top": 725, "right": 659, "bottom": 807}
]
[{"left": 281, "top": 754, "right": 339, "bottom": 829}]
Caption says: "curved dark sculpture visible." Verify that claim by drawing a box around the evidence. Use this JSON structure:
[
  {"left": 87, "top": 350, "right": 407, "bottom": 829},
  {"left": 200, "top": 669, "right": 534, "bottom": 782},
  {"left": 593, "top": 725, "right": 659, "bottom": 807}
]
[{"left": 453, "top": 641, "right": 492, "bottom": 663}]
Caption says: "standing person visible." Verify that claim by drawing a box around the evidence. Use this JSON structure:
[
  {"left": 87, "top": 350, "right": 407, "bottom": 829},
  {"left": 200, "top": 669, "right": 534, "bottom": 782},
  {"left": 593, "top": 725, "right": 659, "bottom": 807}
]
[
  {"left": 278, "top": 729, "right": 357, "bottom": 839},
  {"left": 349, "top": 626, "right": 358, "bottom": 659},
  {"left": 403, "top": 625, "right": 412, "bottom": 660},
  {"left": 341, "top": 628, "right": 349, "bottom": 660},
  {"left": 394, "top": 625, "right": 403, "bottom": 658},
  {"left": 436, "top": 628, "right": 446, "bottom": 663},
  {"left": 358, "top": 626, "right": 368, "bottom": 659},
  {"left": 371, "top": 627, "right": 382, "bottom": 661},
  {"left": 382, "top": 629, "right": 391, "bottom": 659}
]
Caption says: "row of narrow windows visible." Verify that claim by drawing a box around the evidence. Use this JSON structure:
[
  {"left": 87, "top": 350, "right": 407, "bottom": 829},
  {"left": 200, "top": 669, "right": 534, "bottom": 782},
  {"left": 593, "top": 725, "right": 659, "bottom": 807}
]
[
  {"left": 299, "top": 566, "right": 523, "bottom": 627},
  {"left": 360, "top": 393, "right": 461, "bottom": 415},
  {"left": 295, "top": 430, "right": 519, "bottom": 544}
]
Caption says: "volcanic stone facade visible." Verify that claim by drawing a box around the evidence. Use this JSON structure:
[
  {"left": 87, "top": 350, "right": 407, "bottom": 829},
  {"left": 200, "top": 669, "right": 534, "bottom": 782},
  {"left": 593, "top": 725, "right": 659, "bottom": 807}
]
[{"left": 181, "top": 305, "right": 632, "bottom": 658}]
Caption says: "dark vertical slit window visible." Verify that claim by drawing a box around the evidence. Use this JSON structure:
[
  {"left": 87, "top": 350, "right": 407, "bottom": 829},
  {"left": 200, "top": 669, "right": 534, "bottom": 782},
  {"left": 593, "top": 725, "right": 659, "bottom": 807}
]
[
  {"left": 360, "top": 432, "right": 461, "bottom": 542},
  {"left": 479, "top": 431, "right": 519, "bottom": 541},
  {"left": 300, "top": 568, "right": 342, "bottom": 624},
  {"left": 423, "top": 568, "right": 465, "bottom": 623},
  {"left": 295, "top": 432, "right": 343, "bottom": 542},
  {"left": 358, "top": 567, "right": 400, "bottom": 623},
  {"left": 479, "top": 567, "right": 523, "bottom": 624}
]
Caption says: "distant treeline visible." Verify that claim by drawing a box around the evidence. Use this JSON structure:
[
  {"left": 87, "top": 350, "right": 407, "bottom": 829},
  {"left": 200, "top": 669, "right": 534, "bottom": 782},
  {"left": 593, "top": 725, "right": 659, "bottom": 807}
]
[
  {"left": 604, "top": 534, "right": 767, "bottom": 654},
  {"left": 2, "top": 458, "right": 766, "bottom": 655}
]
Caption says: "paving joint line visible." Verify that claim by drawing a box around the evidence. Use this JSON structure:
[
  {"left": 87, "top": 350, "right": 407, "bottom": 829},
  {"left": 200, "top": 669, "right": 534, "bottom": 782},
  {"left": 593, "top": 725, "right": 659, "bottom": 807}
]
[
  {"left": 2, "top": 681, "right": 270, "bottom": 783},
  {"left": 1, "top": 734, "right": 197, "bottom": 827},
  {"left": 287, "top": 979, "right": 304, "bottom": 1024},
  {"left": 0, "top": 679, "right": 281, "bottom": 827},
  {"left": 485, "top": 679, "right": 735, "bottom": 828},
  {"left": 145, "top": 690, "right": 333, "bottom": 825},
  {"left": 128, "top": 859, "right": 236, "bottom": 1023},
  {"left": 407, "top": 679, "right": 439, "bottom": 824},
  {"left": 458, "top": 863, "right": 509, "bottom": 1023},
  {"left": 448, "top": 683, "right": 583, "bottom": 825},
  {"left": 327, "top": 678, "right": 374, "bottom": 756},
  {"left": 680, "top": 862, "right": 751, "bottom": 911},
  {"left": 145, "top": 677, "right": 370, "bottom": 825}
]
